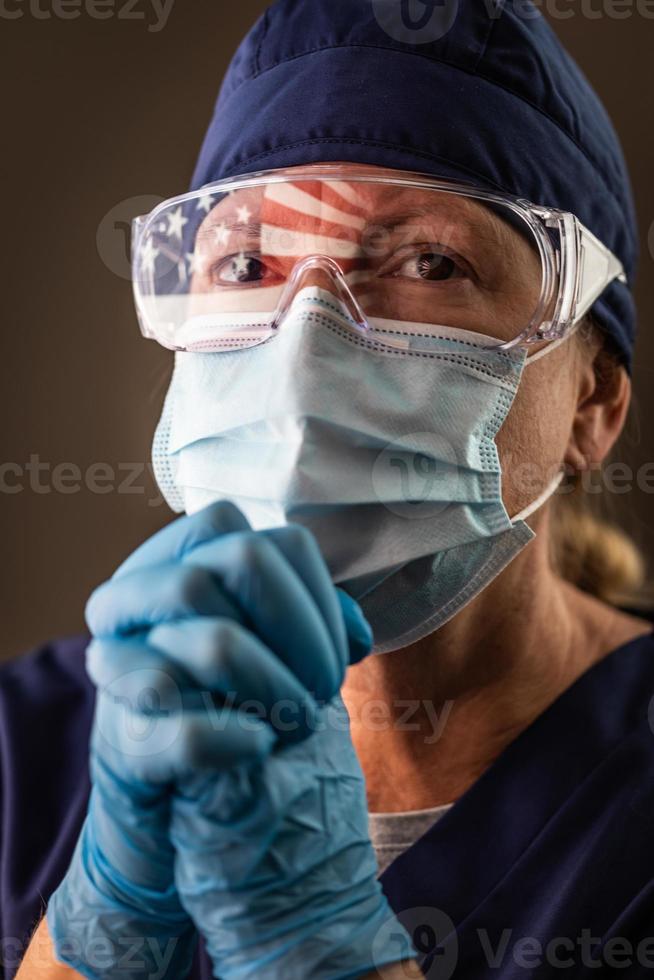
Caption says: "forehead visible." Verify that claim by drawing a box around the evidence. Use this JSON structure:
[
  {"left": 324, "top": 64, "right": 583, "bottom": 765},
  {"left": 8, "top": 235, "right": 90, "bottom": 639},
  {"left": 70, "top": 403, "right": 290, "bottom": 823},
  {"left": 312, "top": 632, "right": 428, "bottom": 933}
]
[{"left": 197, "top": 167, "right": 511, "bottom": 242}]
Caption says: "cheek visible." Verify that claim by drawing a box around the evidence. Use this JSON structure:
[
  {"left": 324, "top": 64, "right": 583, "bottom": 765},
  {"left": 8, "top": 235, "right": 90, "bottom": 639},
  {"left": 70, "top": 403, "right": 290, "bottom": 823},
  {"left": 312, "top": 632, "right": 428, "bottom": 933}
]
[{"left": 495, "top": 352, "right": 577, "bottom": 515}]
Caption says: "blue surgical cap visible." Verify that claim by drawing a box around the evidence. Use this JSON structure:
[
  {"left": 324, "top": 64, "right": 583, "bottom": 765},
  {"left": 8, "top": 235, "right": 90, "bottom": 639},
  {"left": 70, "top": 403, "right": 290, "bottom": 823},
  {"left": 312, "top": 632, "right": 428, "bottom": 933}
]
[{"left": 192, "top": 0, "right": 638, "bottom": 370}]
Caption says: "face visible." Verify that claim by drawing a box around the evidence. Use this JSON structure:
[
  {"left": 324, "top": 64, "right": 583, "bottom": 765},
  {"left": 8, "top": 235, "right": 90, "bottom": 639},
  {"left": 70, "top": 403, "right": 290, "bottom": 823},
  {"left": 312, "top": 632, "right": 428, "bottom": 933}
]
[{"left": 183, "top": 162, "right": 628, "bottom": 517}]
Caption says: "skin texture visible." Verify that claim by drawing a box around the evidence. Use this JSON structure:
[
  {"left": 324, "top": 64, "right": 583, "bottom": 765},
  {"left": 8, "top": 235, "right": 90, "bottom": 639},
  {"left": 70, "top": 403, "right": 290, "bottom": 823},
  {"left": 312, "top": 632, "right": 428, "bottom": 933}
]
[{"left": 18, "top": 162, "right": 650, "bottom": 979}]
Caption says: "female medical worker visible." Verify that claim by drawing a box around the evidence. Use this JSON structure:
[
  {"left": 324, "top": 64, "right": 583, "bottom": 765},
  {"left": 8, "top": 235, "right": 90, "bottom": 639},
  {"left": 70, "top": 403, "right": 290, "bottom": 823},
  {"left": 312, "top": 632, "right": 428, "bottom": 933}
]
[{"left": 6, "top": 0, "right": 654, "bottom": 977}]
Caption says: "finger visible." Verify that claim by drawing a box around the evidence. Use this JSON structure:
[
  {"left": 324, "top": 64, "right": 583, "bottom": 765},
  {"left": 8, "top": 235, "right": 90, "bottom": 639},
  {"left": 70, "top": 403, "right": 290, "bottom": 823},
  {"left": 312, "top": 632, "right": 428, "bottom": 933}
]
[
  {"left": 260, "top": 524, "right": 348, "bottom": 676},
  {"left": 88, "top": 772, "right": 175, "bottom": 890},
  {"left": 87, "top": 636, "right": 194, "bottom": 711},
  {"left": 335, "top": 589, "right": 375, "bottom": 664},
  {"left": 88, "top": 627, "right": 320, "bottom": 743},
  {"left": 182, "top": 532, "right": 342, "bottom": 701},
  {"left": 113, "top": 501, "right": 251, "bottom": 580},
  {"left": 93, "top": 690, "right": 276, "bottom": 784},
  {"left": 86, "top": 562, "right": 244, "bottom": 638},
  {"left": 148, "top": 618, "right": 319, "bottom": 742}
]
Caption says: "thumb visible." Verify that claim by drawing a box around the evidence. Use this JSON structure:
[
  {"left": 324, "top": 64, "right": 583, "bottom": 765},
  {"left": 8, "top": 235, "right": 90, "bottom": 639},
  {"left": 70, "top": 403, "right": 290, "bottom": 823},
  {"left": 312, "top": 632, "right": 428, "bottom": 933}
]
[{"left": 335, "top": 589, "right": 374, "bottom": 665}]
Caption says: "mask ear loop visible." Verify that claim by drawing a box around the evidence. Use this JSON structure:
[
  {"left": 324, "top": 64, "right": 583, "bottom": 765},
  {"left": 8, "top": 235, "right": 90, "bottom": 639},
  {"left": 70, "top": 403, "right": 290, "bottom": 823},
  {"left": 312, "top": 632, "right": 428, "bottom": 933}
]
[
  {"left": 512, "top": 471, "right": 564, "bottom": 523},
  {"left": 509, "top": 321, "right": 579, "bottom": 524}
]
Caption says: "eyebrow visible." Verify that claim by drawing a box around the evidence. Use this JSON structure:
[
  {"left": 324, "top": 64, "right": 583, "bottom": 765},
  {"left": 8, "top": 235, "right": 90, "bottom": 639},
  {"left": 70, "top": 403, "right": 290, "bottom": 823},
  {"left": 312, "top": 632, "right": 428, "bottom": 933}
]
[
  {"left": 372, "top": 204, "right": 508, "bottom": 245},
  {"left": 372, "top": 207, "right": 447, "bottom": 229},
  {"left": 197, "top": 220, "right": 263, "bottom": 239}
]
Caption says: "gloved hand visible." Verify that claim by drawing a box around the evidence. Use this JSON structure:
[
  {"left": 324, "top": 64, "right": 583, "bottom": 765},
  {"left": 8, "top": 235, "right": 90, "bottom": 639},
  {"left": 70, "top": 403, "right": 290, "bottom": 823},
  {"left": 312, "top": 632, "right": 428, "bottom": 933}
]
[
  {"left": 45, "top": 503, "right": 265, "bottom": 978},
  {"left": 99, "top": 503, "right": 414, "bottom": 979},
  {"left": 47, "top": 501, "right": 376, "bottom": 979},
  {"left": 171, "top": 695, "right": 416, "bottom": 980}
]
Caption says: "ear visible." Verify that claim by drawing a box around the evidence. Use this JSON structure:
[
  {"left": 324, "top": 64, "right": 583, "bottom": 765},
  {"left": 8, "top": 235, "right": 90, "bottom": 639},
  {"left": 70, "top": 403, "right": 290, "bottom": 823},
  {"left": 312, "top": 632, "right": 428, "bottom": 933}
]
[{"left": 565, "top": 349, "right": 631, "bottom": 472}]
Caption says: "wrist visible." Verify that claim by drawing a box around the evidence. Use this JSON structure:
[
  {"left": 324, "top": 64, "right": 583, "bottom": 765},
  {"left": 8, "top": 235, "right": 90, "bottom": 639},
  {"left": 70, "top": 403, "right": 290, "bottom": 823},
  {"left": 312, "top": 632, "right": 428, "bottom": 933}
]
[
  {"left": 47, "top": 820, "right": 196, "bottom": 980},
  {"left": 275, "top": 889, "right": 417, "bottom": 980},
  {"left": 196, "top": 864, "right": 415, "bottom": 979}
]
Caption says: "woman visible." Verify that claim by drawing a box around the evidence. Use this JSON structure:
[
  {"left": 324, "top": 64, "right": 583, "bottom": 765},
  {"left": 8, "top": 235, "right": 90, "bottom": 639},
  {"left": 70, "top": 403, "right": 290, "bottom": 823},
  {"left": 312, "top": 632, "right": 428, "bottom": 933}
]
[{"left": 6, "top": 0, "right": 654, "bottom": 977}]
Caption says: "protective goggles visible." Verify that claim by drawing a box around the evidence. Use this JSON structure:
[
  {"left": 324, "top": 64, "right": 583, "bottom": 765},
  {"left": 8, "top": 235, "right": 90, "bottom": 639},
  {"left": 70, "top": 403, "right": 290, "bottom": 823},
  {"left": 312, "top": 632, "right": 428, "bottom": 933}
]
[{"left": 131, "top": 165, "right": 626, "bottom": 355}]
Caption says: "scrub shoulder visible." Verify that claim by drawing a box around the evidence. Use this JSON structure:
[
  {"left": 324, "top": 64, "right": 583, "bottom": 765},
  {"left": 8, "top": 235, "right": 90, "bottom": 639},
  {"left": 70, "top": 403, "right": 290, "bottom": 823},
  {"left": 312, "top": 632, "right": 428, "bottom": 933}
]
[{"left": 2, "top": 630, "right": 654, "bottom": 979}]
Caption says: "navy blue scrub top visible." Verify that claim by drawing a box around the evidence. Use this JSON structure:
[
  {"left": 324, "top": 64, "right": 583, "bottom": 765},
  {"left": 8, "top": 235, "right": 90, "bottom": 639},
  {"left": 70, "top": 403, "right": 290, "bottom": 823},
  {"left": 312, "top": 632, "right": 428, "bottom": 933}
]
[{"left": 2, "top": 630, "right": 654, "bottom": 978}]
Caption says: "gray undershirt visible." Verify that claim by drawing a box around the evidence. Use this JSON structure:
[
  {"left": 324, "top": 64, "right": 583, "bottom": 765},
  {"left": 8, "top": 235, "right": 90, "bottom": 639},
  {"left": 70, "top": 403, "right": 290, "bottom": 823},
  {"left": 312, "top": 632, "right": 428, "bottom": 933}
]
[{"left": 368, "top": 803, "right": 455, "bottom": 876}]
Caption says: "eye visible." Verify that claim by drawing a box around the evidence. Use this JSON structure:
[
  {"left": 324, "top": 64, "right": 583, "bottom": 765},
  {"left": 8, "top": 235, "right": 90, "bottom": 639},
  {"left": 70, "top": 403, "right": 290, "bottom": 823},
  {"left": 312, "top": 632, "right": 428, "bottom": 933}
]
[
  {"left": 392, "top": 250, "right": 465, "bottom": 283},
  {"left": 211, "top": 252, "right": 276, "bottom": 286}
]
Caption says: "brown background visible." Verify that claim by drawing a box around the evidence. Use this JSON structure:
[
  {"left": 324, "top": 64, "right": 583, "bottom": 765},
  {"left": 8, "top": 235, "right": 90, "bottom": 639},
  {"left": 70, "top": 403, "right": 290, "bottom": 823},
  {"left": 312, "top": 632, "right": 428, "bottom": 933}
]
[{"left": 1, "top": 0, "right": 653, "bottom": 662}]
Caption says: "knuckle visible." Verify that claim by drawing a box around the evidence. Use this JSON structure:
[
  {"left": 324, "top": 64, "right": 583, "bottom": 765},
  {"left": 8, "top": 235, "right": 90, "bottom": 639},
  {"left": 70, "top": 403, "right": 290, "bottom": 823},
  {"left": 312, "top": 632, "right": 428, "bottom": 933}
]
[
  {"left": 85, "top": 637, "right": 110, "bottom": 683},
  {"left": 230, "top": 531, "right": 268, "bottom": 573},
  {"left": 205, "top": 499, "right": 247, "bottom": 530},
  {"left": 283, "top": 522, "right": 316, "bottom": 554},
  {"left": 201, "top": 619, "right": 239, "bottom": 668},
  {"left": 84, "top": 581, "right": 111, "bottom": 634}
]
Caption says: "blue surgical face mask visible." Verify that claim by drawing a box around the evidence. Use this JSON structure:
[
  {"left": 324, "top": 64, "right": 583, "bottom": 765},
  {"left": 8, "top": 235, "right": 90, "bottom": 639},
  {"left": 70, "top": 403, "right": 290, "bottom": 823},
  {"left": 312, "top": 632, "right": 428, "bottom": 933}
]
[{"left": 152, "top": 287, "right": 562, "bottom": 653}]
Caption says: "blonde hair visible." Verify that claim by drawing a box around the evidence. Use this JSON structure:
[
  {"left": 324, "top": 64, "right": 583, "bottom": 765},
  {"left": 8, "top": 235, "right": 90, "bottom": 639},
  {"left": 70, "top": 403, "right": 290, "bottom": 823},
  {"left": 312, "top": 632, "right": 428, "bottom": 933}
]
[
  {"left": 550, "top": 479, "right": 648, "bottom": 607},
  {"left": 549, "top": 324, "right": 652, "bottom": 610}
]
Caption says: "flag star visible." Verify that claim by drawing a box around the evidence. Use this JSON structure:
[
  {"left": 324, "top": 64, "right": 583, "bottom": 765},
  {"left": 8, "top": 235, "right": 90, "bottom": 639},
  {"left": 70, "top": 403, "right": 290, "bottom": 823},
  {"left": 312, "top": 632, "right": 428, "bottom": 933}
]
[
  {"left": 236, "top": 204, "right": 252, "bottom": 224},
  {"left": 177, "top": 259, "right": 188, "bottom": 286},
  {"left": 213, "top": 222, "right": 231, "bottom": 247},
  {"left": 166, "top": 206, "right": 189, "bottom": 241},
  {"left": 196, "top": 193, "right": 214, "bottom": 215},
  {"left": 140, "top": 237, "right": 159, "bottom": 276},
  {"left": 186, "top": 251, "right": 202, "bottom": 276}
]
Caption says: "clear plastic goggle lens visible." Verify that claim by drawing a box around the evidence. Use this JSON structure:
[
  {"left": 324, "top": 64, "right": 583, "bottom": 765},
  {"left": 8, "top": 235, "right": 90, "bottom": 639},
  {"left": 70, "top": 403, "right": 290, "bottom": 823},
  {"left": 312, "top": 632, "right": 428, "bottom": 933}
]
[{"left": 132, "top": 176, "right": 551, "bottom": 353}]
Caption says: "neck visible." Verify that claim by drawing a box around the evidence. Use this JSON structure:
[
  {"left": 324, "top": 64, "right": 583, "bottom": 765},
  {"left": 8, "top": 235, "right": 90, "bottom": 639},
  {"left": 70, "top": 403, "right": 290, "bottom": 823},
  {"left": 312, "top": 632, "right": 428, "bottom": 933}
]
[{"left": 341, "top": 509, "right": 650, "bottom": 813}]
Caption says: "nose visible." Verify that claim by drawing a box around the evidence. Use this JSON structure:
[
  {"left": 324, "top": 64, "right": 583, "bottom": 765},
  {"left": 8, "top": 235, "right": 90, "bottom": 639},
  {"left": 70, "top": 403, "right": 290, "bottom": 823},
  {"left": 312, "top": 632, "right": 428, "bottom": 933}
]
[{"left": 271, "top": 254, "right": 370, "bottom": 332}]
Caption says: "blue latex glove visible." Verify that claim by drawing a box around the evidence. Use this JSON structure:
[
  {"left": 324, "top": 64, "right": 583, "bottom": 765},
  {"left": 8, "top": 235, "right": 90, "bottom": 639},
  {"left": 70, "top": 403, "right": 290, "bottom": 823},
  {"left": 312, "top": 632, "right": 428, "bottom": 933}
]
[
  {"left": 171, "top": 695, "right": 416, "bottom": 979},
  {"left": 45, "top": 503, "right": 261, "bottom": 978},
  {"left": 88, "top": 504, "right": 415, "bottom": 978},
  {"left": 47, "top": 502, "right": 375, "bottom": 978}
]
